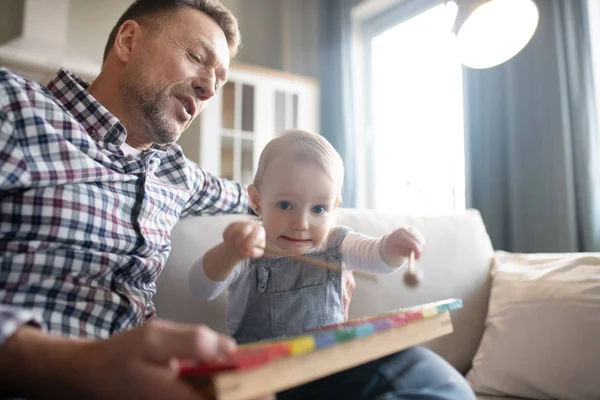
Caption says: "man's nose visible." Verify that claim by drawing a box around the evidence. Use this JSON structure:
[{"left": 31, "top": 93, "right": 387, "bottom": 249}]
[{"left": 193, "top": 75, "right": 216, "bottom": 102}]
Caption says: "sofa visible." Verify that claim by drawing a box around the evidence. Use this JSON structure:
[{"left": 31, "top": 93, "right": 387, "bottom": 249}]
[{"left": 156, "top": 208, "right": 600, "bottom": 400}]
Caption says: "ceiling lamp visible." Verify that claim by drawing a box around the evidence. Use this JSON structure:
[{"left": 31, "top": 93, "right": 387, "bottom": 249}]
[{"left": 451, "top": 0, "right": 540, "bottom": 69}]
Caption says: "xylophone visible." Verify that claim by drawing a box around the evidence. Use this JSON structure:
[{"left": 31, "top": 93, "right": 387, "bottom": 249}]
[{"left": 180, "top": 298, "right": 463, "bottom": 400}]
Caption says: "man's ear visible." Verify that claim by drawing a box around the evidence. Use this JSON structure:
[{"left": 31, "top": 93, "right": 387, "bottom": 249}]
[
  {"left": 248, "top": 184, "right": 261, "bottom": 215},
  {"left": 113, "top": 20, "right": 142, "bottom": 63}
]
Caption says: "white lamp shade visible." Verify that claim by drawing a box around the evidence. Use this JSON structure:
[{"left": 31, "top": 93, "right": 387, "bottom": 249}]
[{"left": 453, "top": 0, "right": 540, "bottom": 69}]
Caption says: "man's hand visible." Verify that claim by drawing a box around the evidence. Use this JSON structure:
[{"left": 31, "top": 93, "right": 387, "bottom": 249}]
[
  {"left": 341, "top": 270, "right": 356, "bottom": 321},
  {"left": 80, "top": 320, "right": 237, "bottom": 399},
  {"left": 0, "top": 320, "right": 274, "bottom": 400},
  {"left": 223, "top": 221, "right": 266, "bottom": 259}
]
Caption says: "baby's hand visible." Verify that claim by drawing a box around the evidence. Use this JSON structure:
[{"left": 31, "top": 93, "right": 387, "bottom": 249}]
[
  {"left": 223, "top": 221, "right": 266, "bottom": 259},
  {"left": 380, "top": 226, "right": 425, "bottom": 267}
]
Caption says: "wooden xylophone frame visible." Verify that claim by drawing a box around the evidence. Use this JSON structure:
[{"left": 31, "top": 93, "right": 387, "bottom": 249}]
[{"left": 180, "top": 299, "right": 462, "bottom": 400}]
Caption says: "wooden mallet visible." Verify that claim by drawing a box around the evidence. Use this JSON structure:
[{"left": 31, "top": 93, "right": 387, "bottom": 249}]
[
  {"left": 262, "top": 246, "right": 424, "bottom": 287},
  {"left": 261, "top": 245, "right": 378, "bottom": 281},
  {"left": 403, "top": 250, "right": 423, "bottom": 287}
]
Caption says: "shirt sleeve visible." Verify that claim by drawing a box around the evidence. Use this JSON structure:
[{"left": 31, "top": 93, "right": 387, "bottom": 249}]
[
  {"left": 341, "top": 231, "right": 407, "bottom": 274},
  {"left": 180, "top": 159, "right": 253, "bottom": 217},
  {"left": 0, "top": 306, "right": 43, "bottom": 346},
  {"left": 188, "top": 256, "right": 244, "bottom": 300},
  {"left": 0, "top": 83, "right": 43, "bottom": 345},
  {"left": 0, "top": 109, "right": 29, "bottom": 192}
]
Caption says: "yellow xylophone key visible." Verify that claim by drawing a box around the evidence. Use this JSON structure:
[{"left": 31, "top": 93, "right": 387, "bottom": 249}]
[
  {"left": 289, "top": 336, "right": 316, "bottom": 355},
  {"left": 421, "top": 306, "right": 438, "bottom": 318}
]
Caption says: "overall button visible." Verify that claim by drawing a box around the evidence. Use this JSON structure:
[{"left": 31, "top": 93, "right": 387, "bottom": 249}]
[
  {"left": 326, "top": 255, "right": 339, "bottom": 279},
  {"left": 257, "top": 266, "right": 269, "bottom": 293},
  {"left": 257, "top": 266, "right": 269, "bottom": 282}
]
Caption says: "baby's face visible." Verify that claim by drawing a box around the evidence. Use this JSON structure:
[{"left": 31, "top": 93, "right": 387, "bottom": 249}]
[{"left": 257, "top": 157, "right": 339, "bottom": 255}]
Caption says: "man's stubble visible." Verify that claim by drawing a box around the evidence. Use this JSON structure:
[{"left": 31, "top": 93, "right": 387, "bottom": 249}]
[{"left": 121, "top": 63, "right": 181, "bottom": 146}]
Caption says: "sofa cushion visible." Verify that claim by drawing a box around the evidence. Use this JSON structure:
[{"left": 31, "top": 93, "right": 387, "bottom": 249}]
[
  {"left": 467, "top": 251, "right": 600, "bottom": 400},
  {"left": 156, "top": 208, "right": 495, "bottom": 374},
  {"left": 336, "top": 209, "right": 494, "bottom": 374}
]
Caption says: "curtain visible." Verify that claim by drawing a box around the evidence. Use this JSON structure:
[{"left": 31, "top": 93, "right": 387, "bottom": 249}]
[
  {"left": 318, "top": 0, "right": 361, "bottom": 207},
  {"left": 465, "top": 0, "right": 600, "bottom": 252}
]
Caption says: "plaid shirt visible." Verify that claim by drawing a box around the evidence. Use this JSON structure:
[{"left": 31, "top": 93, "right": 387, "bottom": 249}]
[{"left": 0, "top": 67, "right": 250, "bottom": 344}]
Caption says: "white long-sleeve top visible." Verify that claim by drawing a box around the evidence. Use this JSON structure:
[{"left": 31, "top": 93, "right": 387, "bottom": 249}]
[{"left": 189, "top": 229, "right": 406, "bottom": 334}]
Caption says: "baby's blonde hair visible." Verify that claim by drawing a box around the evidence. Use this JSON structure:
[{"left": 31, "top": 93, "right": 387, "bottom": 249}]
[{"left": 253, "top": 129, "right": 345, "bottom": 203}]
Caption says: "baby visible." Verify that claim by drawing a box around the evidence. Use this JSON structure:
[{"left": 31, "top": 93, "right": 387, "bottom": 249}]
[{"left": 188, "top": 129, "right": 425, "bottom": 343}]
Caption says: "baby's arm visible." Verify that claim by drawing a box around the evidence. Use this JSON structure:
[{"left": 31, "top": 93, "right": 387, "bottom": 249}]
[
  {"left": 188, "top": 255, "right": 243, "bottom": 300},
  {"left": 341, "top": 232, "right": 400, "bottom": 274},
  {"left": 188, "top": 221, "right": 265, "bottom": 300},
  {"left": 341, "top": 227, "right": 425, "bottom": 273},
  {"left": 204, "top": 221, "right": 265, "bottom": 280}
]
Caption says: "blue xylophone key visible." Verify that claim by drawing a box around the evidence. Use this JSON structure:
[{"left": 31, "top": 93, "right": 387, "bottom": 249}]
[
  {"left": 314, "top": 331, "right": 336, "bottom": 349},
  {"left": 353, "top": 323, "right": 375, "bottom": 338},
  {"left": 435, "top": 299, "right": 463, "bottom": 313}
]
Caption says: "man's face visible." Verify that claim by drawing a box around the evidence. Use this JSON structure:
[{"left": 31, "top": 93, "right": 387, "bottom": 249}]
[{"left": 121, "top": 8, "right": 230, "bottom": 145}]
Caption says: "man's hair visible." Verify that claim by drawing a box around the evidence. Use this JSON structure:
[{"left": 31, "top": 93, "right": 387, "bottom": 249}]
[
  {"left": 102, "top": 0, "right": 241, "bottom": 63},
  {"left": 253, "top": 129, "right": 345, "bottom": 202}
]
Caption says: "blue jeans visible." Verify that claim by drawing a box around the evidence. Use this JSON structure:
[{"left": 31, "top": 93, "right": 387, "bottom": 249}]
[{"left": 277, "top": 347, "right": 476, "bottom": 400}]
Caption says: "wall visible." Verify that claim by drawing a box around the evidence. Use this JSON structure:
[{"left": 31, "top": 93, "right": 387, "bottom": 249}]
[
  {"left": 222, "top": 0, "right": 284, "bottom": 70},
  {"left": 279, "top": 0, "right": 320, "bottom": 79},
  {"left": 0, "top": 0, "right": 320, "bottom": 79},
  {"left": 221, "top": 0, "right": 320, "bottom": 78},
  {"left": 67, "top": 0, "right": 132, "bottom": 66},
  {"left": 0, "top": 0, "right": 24, "bottom": 44}
]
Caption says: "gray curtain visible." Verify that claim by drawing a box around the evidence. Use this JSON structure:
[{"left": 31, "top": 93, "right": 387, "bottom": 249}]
[
  {"left": 465, "top": 0, "right": 600, "bottom": 252},
  {"left": 318, "top": 0, "right": 360, "bottom": 207}
]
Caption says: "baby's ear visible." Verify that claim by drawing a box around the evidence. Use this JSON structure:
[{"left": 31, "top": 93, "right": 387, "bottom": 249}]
[
  {"left": 334, "top": 196, "right": 342, "bottom": 208},
  {"left": 248, "top": 184, "right": 261, "bottom": 215}
]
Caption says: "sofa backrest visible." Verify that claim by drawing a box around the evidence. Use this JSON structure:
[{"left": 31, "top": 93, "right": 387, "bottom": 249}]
[{"left": 156, "top": 208, "right": 495, "bottom": 374}]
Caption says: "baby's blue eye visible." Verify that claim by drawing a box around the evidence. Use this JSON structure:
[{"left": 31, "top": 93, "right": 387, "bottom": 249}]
[
  {"left": 312, "top": 205, "right": 326, "bottom": 215},
  {"left": 278, "top": 201, "right": 292, "bottom": 211}
]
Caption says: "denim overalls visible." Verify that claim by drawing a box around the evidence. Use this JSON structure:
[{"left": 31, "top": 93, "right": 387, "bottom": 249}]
[{"left": 230, "top": 226, "right": 351, "bottom": 344}]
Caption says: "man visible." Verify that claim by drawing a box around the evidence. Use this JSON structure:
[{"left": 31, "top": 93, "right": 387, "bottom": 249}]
[{"left": 0, "top": 0, "right": 476, "bottom": 399}]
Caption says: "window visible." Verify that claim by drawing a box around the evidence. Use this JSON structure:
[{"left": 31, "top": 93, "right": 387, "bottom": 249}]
[{"left": 354, "top": 1, "right": 465, "bottom": 214}]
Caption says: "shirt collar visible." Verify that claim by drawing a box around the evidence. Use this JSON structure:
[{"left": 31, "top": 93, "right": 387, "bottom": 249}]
[{"left": 46, "top": 68, "right": 126, "bottom": 147}]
